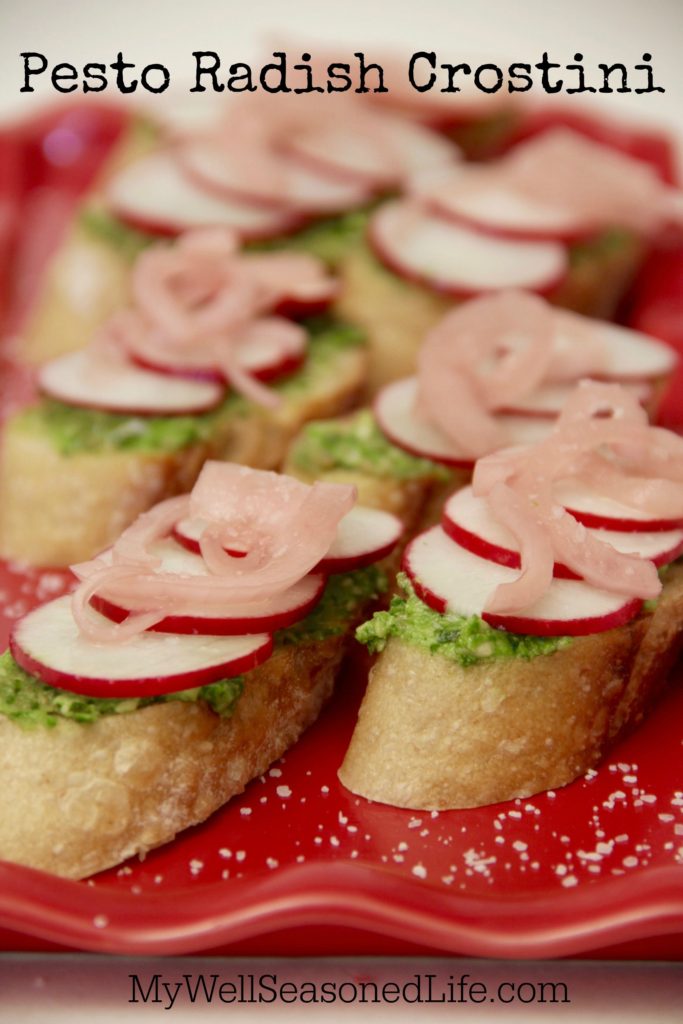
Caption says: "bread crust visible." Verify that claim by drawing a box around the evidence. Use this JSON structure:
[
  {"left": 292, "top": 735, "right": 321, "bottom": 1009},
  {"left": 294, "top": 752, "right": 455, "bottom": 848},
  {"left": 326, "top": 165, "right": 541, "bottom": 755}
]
[
  {"left": 0, "top": 346, "right": 367, "bottom": 567},
  {"left": 339, "top": 563, "right": 683, "bottom": 810},
  {"left": 0, "top": 636, "right": 345, "bottom": 879}
]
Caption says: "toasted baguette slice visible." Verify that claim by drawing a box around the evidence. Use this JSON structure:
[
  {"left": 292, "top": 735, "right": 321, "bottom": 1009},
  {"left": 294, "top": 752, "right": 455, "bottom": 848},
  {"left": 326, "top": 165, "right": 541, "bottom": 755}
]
[
  {"left": 284, "top": 411, "right": 463, "bottom": 533},
  {"left": 339, "top": 563, "right": 683, "bottom": 810},
  {"left": 19, "top": 118, "right": 162, "bottom": 365},
  {"left": 0, "top": 340, "right": 366, "bottom": 567},
  {"left": 335, "top": 232, "right": 645, "bottom": 394},
  {"left": 0, "top": 634, "right": 344, "bottom": 879}
]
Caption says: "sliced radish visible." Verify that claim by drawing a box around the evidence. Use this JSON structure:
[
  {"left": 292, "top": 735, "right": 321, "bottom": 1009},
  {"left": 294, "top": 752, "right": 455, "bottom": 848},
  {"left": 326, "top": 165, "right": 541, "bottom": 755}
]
[
  {"left": 39, "top": 349, "right": 224, "bottom": 415},
  {"left": 131, "top": 348, "right": 304, "bottom": 387},
  {"left": 107, "top": 152, "right": 302, "bottom": 241},
  {"left": 369, "top": 200, "right": 568, "bottom": 297},
  {"left": 174, "top": 505, "right": 403, "bottom": 575},
  {"left": 574, "top": 321, "right": 678, "bottom": 382},
  {"left": 127, "top": 319, "right": 307, "bottom": 386},
  {"left": 92, "top": 538, "right": 326, "bottom": 634},
  {"left": 180, "top": 141, "right": 372, "bottom": 215},
  {"left": 428, "top": 180, "right": 594, "bottom": 243},
  {"left": 10, "top": 595, "right": 273, "bottom": 698},
  {"left": 374, "top": 377, "right": 552, "bottom": 468},
  {"left": 403, "top": 526, "right": 642, "bottom": 637},
  {"left": 442, "top": 486, "right": 683, "bottom": 575},
  {"left": 554, "top": 479, "right": 683, "bottom": 533},
  {"left": 284, "top": 117, "right": 458, "bottom": 190},
  {"left": 499, "top": 380, "right": 651, "bottom": 418}
]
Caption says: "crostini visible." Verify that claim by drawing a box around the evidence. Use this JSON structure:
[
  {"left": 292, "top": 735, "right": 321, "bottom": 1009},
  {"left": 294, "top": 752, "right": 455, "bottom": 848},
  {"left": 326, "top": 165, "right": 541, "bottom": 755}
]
[
  {"left": 338, "top": 128, "right": 683, "bottom": 391},
  {"left": 19, "top": 93, "right": 460, "bottom": 364},
  {"left": 286, "top": 290, "right": 678, "bottom": 532},
  {"left": 0, "top": 229, "right": 367, "bottom": 566},
  {"left": 341, "top": 381, "right": 683, "bottom": 809},
  {"left": 0, "top": 461, "right": 401, "bottom": 879}
]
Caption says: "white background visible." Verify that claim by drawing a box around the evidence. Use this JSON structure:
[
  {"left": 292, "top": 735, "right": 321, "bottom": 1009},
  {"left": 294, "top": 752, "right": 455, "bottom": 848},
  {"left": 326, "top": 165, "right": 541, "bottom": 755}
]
[{"left": 0, "top": 0, "right": 681, "bottom": 133}]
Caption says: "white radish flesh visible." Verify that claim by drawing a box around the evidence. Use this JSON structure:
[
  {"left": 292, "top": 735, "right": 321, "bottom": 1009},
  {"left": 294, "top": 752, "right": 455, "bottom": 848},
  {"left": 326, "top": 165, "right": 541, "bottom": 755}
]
[
  {"left": 174, "top": 505, "right": 403, "bottom": 574},
  {"left": 107, "top": 152, "right": 301, "bottom": 240},
  {"left": 554, "top": 479, "right": 683, "bottom": 532},
  {"left": 570, "top": 321, "right": 677, "bottom": 382},
  {"left": 10, "top": 595, "right": 273, "bottom": 698},
  {"left": 443, "top": 486, "right": 683, "bottom": 573},
  {"left": 369, "top": 200, "right": 568, "bottom": 296},
  {"left": 403, "top": 526, "right": 643, "bottom": 637},
  {"left": 94, "top": 538, "right": 326, "bottom": 634},
  {"left": 500, "top": 380, "right": 651, "bottom": 418},
  {"left": 39, "top": 350, "right": 224, "bottom": 415},
  {"left": 430, "top": 182, "right": 592, "bottom": 242},
  {"left": 285, "top": 117, "right": 459, "bottom": 189},
  {"left": 180, "top": 142, "right": 372, "bottom": 214},
  {"left": 374, "top": 377, "right": 552, "bottom": 467}
]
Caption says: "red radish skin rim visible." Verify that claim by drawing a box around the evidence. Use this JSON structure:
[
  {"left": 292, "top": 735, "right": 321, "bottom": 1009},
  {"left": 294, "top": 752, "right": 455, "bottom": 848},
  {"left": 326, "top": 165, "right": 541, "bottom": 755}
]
[
  {"left": 272, "top": 295, "right": 334, "bottom": 320},
  {"left": 401, "top": 540, "right": 645, "bottom": 639},
  {"left": 90, "top": 578, "right": 325, "bottom": 636},
  {"left": 179, "top": 148, "right": 373, "bottom": 219},
  {"left": 440, "top": 513, "right": 683, "bottom": 579},
  {"left": 371, "top": 393, "right": 476, "bottom": 470},
  {"left": 130, "top": 350, "right": 305, "bottom": 387},
  {"left": 42, "top": 386, "right": 225, "bottom": 418},
  {"left": 172, "top": 527, "right": 400, "bottom": 575},
  {"left": 567, "top": 508, "right": 683, "bottom": 533},
  {"left": 424, "top": 195, "right": 599, "bottom": 246},
  {"left": 281, "top": 138, "right": 390, "bottom": 191},
  {"left": 314, "top": 544, "right": 399, "bottom": 575},
  {"left": 481, "top": 599, "right": 643, "bottom": 638},
  {"left": 9, "top": 630, "right": 274, "bottom": 699},
  {"left": 367, "top": 216, "right": 570, "bottom": 300},
  {"left": 440, "top": 514, "right": 581, "bottom": 580},
  {"left": 109, "top": 202, "right": 306, "bottom": 244}
]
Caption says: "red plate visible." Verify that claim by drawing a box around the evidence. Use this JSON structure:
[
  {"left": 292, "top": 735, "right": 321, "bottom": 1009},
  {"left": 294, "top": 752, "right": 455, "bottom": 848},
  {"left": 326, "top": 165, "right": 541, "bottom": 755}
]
[
  {"left": 1, "top": 105, "right": 682, "bottom": 960},
  {"left": 0, "top": 546, "right": 683, "bottom": 958}
]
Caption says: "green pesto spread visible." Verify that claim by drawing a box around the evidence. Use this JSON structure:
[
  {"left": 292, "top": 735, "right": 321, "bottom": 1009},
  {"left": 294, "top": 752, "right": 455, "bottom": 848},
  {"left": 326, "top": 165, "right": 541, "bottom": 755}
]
[
  {"left": 0, "top": 650, "right": 243, "bottom": 729},
  {"left": 278, "top": 565, "right": 387, "bottom": 645},
  {"left": 0, "top": 566, "right": 385, "bottom": 730},
  {"left": 79, "top": 208, "right": 155, "bottom": 262},
  {"left": 356, "top": 574, "right": 571, "bottom": 666},
  {"left": 290, "top": 409, "right": 451, "bottom": 482},
  {"left": 80, "top": 205, "right": 372, "bottom": 270},
  {"left": 569, "top": 228, "right": 636, "bottom": 268},
  {"left": 16, "top": 316, "right": 364, "bottom": 457},
  {"left": 249, "top": 207, "right": 373, "bottom": 268}
]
